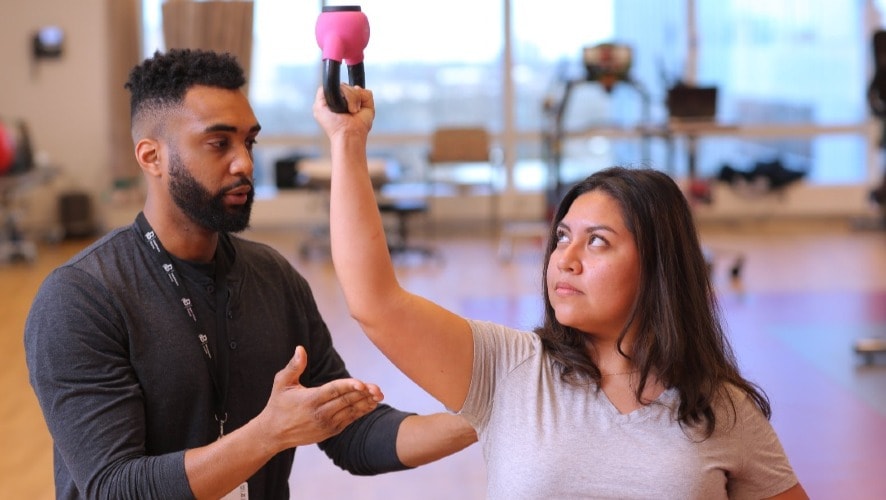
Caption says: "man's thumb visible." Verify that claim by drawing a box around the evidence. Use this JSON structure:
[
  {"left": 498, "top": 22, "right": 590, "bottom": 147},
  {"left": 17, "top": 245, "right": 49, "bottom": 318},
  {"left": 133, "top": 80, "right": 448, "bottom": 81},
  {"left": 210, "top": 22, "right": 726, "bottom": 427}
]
[{"left": 274, "top": 345, "right": 306, "bottom": 390}]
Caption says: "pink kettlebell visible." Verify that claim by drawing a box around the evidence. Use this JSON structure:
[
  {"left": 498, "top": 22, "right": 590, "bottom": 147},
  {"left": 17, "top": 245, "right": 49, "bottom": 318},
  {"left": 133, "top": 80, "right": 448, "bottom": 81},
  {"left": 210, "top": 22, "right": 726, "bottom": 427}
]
[{"left": 315, "top": 5, "right": 370, "bottom": 113}]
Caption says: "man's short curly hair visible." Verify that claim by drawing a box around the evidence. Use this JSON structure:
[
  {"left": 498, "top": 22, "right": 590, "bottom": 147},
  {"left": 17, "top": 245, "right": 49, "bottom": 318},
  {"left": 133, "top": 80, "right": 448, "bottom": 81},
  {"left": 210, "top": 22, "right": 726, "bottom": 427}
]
[{"left": 125, "top": 49, "right": 246, "bottom": 122}]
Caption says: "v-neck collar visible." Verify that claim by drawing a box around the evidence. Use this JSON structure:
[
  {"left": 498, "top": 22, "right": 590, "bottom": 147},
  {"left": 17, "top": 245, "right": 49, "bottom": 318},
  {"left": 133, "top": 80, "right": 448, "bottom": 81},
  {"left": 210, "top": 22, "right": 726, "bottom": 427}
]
[{"left": 597, "top": 386, "right": 678, "bottom": 422}]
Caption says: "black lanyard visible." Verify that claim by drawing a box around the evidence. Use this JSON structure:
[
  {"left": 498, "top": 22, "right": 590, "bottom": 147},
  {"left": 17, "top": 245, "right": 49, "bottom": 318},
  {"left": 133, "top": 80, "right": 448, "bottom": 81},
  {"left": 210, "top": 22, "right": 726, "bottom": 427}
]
[{"left": 135, "top": 212, "right": 231, "bottom": 437}]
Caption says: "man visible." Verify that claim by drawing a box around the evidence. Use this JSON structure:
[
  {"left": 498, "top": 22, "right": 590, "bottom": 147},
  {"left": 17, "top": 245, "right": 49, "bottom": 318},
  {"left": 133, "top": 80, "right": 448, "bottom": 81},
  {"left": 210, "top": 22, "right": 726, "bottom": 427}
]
[{"left": 24, "top": 49, "right": 476, "bottom": 499}]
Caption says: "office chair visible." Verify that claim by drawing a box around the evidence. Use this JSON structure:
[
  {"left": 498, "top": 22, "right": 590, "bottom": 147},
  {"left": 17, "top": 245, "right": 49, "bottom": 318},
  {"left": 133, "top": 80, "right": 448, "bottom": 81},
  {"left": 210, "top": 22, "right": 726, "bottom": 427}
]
[
  {"left": 425, "top": 126, "right": 502, "bottom": 232},
  {"left": 376, "top": 159, "right": 438, "bottom": 262},
  {"left": 377, "top": 197, "right": 436, "bottom": 260}
]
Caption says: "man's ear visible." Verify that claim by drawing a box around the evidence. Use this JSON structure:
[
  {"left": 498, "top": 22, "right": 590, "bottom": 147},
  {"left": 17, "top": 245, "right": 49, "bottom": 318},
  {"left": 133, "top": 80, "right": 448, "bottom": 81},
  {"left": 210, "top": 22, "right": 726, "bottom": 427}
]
[{"left": 135, "top": 138, "right": 162, "bottom": 176}]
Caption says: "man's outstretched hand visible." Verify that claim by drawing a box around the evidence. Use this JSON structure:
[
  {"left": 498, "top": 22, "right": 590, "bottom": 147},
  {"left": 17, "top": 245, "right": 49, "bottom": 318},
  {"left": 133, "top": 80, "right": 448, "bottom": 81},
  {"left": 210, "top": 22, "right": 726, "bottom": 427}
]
[{"left": 255, "top": 346, "right": 383, "bottom": 453}]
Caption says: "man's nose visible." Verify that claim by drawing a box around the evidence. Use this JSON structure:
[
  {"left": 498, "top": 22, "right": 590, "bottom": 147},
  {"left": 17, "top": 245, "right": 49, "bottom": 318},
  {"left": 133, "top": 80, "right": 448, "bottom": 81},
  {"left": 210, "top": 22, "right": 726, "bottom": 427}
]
[{"left": 231, "top": 146, "right": 254, "bottom": 177}]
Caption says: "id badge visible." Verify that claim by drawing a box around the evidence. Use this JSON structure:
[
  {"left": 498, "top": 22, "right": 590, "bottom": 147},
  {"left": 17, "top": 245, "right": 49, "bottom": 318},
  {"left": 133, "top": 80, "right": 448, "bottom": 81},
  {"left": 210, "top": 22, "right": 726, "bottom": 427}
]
[{"left": 219, "top": 482, "right": 248, "bottom": 500}]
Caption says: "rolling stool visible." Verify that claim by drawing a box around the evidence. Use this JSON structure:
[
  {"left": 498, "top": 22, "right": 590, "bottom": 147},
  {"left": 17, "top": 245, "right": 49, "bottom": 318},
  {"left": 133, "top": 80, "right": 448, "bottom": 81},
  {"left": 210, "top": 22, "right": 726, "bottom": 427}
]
[
  {"left": 377, "top": 198, "right": 437, "bottom": 261},
  {"left": 854, "top": 337, "right": 886, "bottom": 365}
]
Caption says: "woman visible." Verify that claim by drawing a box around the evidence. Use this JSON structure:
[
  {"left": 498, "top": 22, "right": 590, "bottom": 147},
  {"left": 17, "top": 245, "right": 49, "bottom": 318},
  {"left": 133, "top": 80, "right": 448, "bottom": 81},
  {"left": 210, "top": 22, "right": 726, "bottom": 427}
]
[{"left": 315, "top": 85, "right": 807, "bottom": 499}]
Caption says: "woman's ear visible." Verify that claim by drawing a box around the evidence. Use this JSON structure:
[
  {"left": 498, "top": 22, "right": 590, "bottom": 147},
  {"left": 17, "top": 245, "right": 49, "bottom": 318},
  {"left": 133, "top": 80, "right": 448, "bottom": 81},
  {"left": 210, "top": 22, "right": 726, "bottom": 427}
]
[{"left": 135, "top": 139, "right": 162, "bottom": 176}]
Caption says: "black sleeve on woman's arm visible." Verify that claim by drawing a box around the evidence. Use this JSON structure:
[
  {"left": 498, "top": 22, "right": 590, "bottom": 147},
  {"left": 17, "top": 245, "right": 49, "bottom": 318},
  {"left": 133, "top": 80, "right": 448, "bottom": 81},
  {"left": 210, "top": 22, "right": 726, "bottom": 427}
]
[
  {"left": 286, "top": 266, "right": 416, "bottom": 475},
  {"left": 317, "top": 404, "right": 416, "bottom": 475}
]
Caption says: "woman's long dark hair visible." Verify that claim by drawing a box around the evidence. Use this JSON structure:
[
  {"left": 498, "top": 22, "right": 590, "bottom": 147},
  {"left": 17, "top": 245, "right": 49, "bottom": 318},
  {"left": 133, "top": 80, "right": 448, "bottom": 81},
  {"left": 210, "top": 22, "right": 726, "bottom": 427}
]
[{"left": 535, "top": 166, "right": 770, "bottom": 438}]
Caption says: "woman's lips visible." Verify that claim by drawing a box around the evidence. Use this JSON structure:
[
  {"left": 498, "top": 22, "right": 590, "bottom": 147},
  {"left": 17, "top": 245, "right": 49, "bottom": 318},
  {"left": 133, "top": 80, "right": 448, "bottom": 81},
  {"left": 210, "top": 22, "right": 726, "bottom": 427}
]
[{"left": 553, "top": 281, "right": 582, "bottom": 296}]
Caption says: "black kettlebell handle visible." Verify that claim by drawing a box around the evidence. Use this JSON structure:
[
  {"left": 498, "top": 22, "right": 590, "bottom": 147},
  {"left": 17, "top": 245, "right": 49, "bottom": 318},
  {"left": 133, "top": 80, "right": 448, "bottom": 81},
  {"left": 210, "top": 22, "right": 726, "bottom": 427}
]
[{"left": 323, "top": 60, "right": 365, "bottom": 113}]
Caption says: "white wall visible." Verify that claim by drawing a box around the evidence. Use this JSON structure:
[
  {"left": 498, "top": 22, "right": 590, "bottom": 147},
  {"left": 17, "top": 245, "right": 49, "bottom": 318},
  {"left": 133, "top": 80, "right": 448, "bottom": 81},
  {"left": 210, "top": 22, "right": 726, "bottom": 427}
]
[
  {"left": 0, "top": 0, "right": 111, "bottom": 189},
  {"left": 0, "top": 0, "right": 114, "bottom": 233}
]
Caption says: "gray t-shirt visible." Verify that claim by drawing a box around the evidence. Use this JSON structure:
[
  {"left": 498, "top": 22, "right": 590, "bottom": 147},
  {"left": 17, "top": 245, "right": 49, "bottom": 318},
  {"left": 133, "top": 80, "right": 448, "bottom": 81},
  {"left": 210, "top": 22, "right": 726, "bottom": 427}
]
[{"left": 459, "top": 320, "right": 799, "bottom": 499}]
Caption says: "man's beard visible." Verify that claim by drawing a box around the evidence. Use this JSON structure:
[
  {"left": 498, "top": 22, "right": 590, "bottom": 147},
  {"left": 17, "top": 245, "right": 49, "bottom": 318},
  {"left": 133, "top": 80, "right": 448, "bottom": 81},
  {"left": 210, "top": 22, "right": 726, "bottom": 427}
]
[{"left": 168, "top": 151, "right": 254, "bottom": 233}]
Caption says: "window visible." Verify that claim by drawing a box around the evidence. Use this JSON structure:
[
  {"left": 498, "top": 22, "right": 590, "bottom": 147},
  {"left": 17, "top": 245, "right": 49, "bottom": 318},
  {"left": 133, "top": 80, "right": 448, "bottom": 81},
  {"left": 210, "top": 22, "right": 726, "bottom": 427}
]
[
  {"left": 142, "top": 0, "right": 874, "bottom": 191},
  {"left": 610, "top": 0, "right": 869, "bottom": 183}
]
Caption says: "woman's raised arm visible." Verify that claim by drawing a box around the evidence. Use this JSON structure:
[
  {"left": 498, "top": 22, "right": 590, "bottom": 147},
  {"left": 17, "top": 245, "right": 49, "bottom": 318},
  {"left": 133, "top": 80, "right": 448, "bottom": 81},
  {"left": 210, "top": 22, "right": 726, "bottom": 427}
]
[{"left": 314, "top": 86, "right": 473, "bottom": 411}]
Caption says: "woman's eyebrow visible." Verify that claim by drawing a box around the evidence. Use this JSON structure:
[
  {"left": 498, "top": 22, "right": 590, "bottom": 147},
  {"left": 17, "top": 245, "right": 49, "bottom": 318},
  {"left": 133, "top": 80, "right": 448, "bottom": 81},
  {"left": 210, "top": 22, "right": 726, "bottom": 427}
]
[{"left": 558, "top": 221, "right": 616, "bottom": 234}]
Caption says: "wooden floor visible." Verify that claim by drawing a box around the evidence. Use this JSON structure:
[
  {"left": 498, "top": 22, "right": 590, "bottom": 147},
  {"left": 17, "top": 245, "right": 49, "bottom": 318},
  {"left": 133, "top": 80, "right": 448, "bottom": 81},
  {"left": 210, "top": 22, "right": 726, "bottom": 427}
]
[{"left": 2, "top": 217, "right": 885, "bottom": 499}]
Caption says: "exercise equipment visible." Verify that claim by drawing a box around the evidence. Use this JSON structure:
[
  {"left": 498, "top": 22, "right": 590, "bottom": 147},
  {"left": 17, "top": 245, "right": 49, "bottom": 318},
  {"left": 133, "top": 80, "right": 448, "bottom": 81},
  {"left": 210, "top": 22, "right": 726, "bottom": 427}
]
[
  {"left": 867, "top": 30, "right": 886, "bottom": 212},
  {"left": 851, "top": 30, "right": 886, "bottom": 363},
  {"left": 542, "top": 42, "right": 651, "bottom": 216},
  {"left": 0, "top": 121, "right": 14, "bottom": 174},
  {"left": 0, "top": 118, "right": 38, "bottom": 263},
  {"left": 315, "top": 5, "right": 369, "bottom": 113},
  {"left": 497, "top": 43, "right": 652, "bottom": 262},
  {"left": 582, "top": 42, "right": 633, "bottom": 93}
]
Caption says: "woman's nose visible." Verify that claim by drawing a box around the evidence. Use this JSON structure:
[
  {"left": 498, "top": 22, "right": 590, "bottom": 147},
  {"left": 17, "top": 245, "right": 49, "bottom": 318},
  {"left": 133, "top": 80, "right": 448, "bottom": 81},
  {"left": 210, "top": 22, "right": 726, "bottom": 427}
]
[{"left": 556, "top": 244, "right": 581, "bottom": 273}]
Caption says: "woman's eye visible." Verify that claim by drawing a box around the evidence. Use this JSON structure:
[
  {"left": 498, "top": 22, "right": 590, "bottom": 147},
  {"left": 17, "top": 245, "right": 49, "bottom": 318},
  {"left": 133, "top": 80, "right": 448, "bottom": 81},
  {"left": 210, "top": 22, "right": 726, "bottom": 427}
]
[
  {"left": 555, "top": 231, "right": 569, "bottom": 244},
  {"left": 589, "top": 234, "right": 606, "bottom": 247}
]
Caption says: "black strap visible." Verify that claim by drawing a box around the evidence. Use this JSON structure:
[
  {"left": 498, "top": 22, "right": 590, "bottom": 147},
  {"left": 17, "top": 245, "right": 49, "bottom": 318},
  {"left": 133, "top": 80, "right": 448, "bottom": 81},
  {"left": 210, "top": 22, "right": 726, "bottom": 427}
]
[{"left": 135, "top": 212, "right": 231, "bottom": 435}]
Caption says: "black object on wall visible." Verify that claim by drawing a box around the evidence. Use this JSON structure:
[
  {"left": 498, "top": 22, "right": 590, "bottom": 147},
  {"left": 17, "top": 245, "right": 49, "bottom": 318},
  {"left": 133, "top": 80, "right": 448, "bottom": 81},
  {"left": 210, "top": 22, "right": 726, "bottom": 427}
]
[{"left": 32, "top": 26, "right": 64, "bottom": 60}]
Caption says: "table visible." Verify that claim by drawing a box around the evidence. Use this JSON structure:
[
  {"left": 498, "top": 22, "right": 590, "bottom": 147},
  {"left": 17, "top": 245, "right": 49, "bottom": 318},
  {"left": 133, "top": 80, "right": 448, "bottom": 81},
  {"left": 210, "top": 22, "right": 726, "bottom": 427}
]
[{"left": 660, "top": 120, "right": 740, "bottom": 180}]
